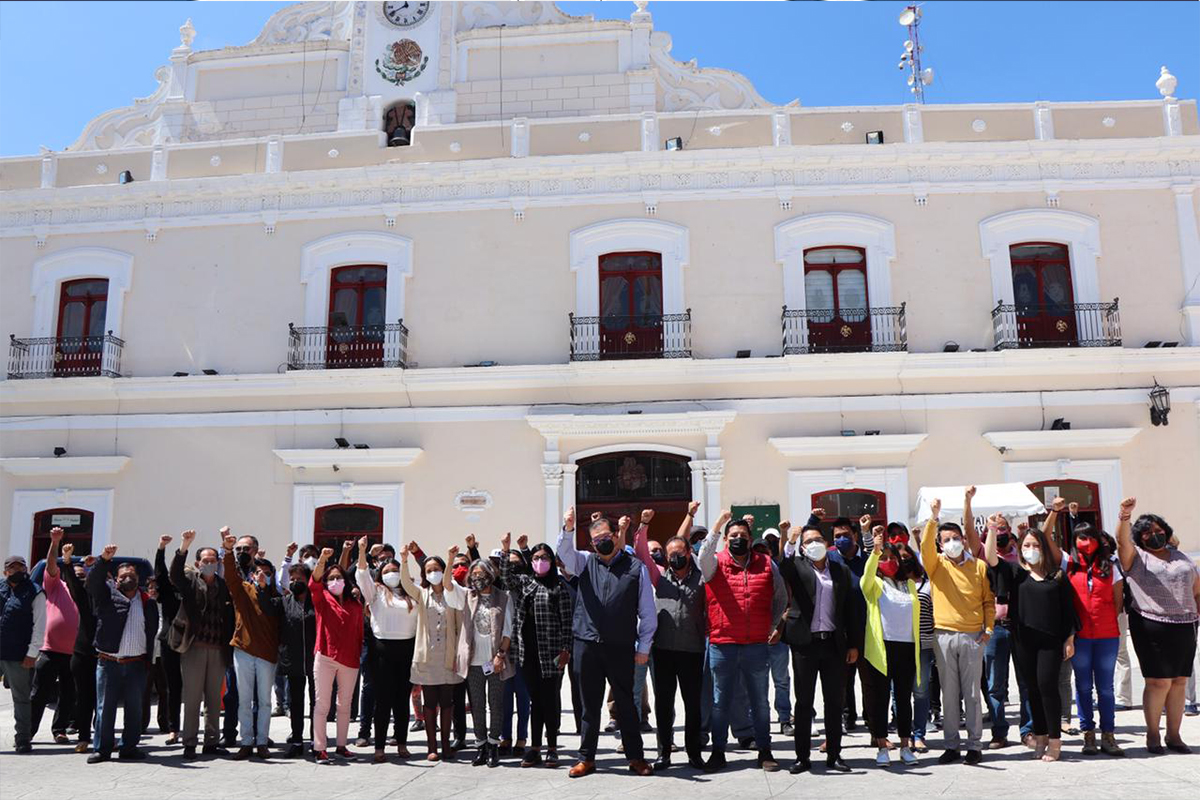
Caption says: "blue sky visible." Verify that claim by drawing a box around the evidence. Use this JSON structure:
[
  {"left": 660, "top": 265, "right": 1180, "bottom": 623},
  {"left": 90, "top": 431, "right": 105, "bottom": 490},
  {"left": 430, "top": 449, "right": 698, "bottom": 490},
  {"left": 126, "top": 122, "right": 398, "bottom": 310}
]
[{"left": 0, "top": 1, "right": 1195, "bottom": 157}]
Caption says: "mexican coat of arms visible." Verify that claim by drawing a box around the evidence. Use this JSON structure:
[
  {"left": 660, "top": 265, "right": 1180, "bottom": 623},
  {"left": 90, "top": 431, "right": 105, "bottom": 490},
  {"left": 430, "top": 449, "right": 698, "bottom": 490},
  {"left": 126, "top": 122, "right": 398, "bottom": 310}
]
[{"left": 376, "top": 39, "right": 428, "bottom": 86}]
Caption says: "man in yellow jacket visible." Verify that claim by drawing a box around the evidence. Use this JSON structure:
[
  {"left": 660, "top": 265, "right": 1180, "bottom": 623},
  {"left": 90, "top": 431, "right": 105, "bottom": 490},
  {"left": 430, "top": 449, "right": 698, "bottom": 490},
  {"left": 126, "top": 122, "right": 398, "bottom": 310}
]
[{"left": 920, "top": 498, "right": 995, "bottom": 766}]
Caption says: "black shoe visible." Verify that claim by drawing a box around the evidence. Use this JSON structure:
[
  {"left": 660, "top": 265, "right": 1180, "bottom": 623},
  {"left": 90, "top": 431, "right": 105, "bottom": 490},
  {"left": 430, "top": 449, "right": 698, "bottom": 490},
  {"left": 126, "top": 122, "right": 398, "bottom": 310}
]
[
  {"left": 202, "top": 744, "right": 228, "bottom": 756},
  {"left": 826, "top": 757, "right": 851, "bottom": 772},
  {"left": 938, "top": 749, "right": 961, "bottom": 764},
  {"left": 521, "top": 748, "right": 542, "bottom": 767},
  {"left": 704, "top": 751, "right": 728, "bottom": 772},
  {"left": 473, "top": 744, "right": 488, "bottom": 766},
  {"left": 488, "top": 743, "right": 500, "bottom": 768},
  {"left": 497, "top": 741, "right": 513, "bottom": 757},
  {"left": 335, "top": 746, "right": 357, "bottom": 762},
  {"left": 653, "top": 755, "right": 671, "bottom": 772},
  {"left": 234, "top": 746, "right": 253, "bottom": 761},
  {"left": 315, "top": 749, "right": 330, "bottom": 763},
  {"left": 687, "top": 755, "right": 706, "bottom": 770},
  {"left": 87, "top": 751, "right": 111, "bottom": 764},
  {"left": 964, "top": 749, "right": 983, "bottom": 765},
  {"left": 183, "top": 746, "right": 198, "bottom": 760},
  {"left": 286, "top": 744, "right": 303, "bottom": 759},
  {"left": 737, "top": 736, "right": 755, "bottom": 750},
  {"left": 758, "top": 751, "right": 780, "bottom": 771},
  {"left": 256, "top": 745, "right": 270, "bottom": 760},
  {"left": 13, "top": 743, "right": 31, "bottom": 754},
  {"left": 118, "top": 749, "right": 146, "bottom": 761},
  {"left": 781, "top": 721, "right": 795, "bottom": 737},
  {"left": 221, "top": 734, "right": 237, "bottom": 748},
  {"left": 641, "top": 720, "right": 654, "bottom": 733},
  {"left": 604, "top": 720, "right": 618, "bottom": 733},
  {"left": 790, "top": 759, "right": 812, "bottom": 774},
  {"left": 449, "top": 737, "right": 466, "bottom": 752}
]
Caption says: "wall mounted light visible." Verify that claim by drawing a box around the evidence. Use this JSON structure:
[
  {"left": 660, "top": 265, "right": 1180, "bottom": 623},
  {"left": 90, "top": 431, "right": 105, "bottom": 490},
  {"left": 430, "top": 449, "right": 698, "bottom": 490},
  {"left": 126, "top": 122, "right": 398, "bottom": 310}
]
[
  {"left": 664, "top": 137, "right": 683, "bottom": 151},
  {"left": 53, "top": 447, "right": 66, "bottom": 458},
  {"left": 865, "top": 130, "right": 885, "bottom": 145},
  {"left": 1149, "top": 381, "right": 1170, "bottom": 426},
  {"left": 334, "top": 437, "right": 350, "bottom": 449}
]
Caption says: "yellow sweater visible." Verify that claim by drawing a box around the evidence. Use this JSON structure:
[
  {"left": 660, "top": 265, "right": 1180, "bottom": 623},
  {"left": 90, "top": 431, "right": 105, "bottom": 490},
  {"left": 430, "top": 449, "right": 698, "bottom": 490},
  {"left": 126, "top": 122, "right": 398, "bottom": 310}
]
[{"left": 920, "top": 519, "right": 995, "bottom": 633}]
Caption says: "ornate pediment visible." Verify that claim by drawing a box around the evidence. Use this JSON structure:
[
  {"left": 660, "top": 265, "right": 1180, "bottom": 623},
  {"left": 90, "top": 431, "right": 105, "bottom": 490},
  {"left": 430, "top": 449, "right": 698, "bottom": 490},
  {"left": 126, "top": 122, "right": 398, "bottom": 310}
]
[
  {"left": 251, "top": 1, "right": 354, "bottom": 45},
  {"left": 650, "top": 30, "right": 791, "bottom": 112},
  {"left": 65, "top": 66, "right": 172, "bottom": 151},
  {"left": 456, "top": 1, "right": 592, "bottom": 31}
]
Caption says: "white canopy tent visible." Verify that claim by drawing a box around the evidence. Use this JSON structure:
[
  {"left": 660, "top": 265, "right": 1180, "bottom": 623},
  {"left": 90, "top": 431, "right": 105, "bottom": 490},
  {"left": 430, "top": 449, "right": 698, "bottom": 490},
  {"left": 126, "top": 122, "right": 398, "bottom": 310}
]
[{"left": 914, "top": 482, "right": 1046, "bottom": 530}]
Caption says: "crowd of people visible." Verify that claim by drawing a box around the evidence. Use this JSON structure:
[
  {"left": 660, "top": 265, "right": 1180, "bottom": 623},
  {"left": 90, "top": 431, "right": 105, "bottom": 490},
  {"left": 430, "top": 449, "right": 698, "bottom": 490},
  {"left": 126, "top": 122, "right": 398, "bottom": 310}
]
[{"left": 0, "top": 491, "right": 1197, "bottom": 777}]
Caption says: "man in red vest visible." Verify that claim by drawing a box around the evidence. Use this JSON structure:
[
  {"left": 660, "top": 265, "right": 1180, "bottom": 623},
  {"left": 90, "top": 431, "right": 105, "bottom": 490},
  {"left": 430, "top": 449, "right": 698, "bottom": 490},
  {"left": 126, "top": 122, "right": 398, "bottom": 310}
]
[{"left": 699, "top": 510, "right": 787, "bottom": 772}]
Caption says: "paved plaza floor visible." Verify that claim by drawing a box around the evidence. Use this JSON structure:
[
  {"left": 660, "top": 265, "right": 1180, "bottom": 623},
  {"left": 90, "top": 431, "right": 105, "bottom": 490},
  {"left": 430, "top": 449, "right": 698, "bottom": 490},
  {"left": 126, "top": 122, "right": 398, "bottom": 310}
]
[{"left": 1, "top": 671, "right": 1198, "bottom": 800}]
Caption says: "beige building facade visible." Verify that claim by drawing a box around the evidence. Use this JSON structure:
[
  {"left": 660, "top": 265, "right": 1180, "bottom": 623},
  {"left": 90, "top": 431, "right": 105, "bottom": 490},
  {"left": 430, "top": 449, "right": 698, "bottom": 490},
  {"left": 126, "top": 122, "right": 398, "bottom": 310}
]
[{"left": 2, "top": 2, "right": 1199, "bottom": 564}]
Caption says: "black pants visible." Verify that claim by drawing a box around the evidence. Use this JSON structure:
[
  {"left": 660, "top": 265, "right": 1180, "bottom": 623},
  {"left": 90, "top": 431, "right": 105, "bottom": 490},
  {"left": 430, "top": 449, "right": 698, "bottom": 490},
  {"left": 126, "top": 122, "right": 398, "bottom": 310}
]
[
  {"left": 30, "top": 651, "right": 74, "bottom": 737},
  {"left": 286, "top": 667, "right": 315, "bottom": 744},
  {"left": 1015, "top": 630, "right": 1065, "bottom": 739},
  {"left": 141, "top": 656, "right": 170, "bottom": 733},
  {"left": 161, "top": 648, "right": 182, "bottom": 733},
  {"left": 454, "top": 681, "right": 467, "bottom": 743},
  {"left": 791, "top": 637, "right": 847, "bottom": 762},
  {"left": 575, "top": 638, "right": 642, "bottom": 762},
  {"left": 651, "top": 646, "right": 703, "bottom": 762},
  {"left": 567, "top": 653, "right": 582, "bottom": 734},
  {"left": 222, "top": 664, "right": 238, "bottom": 740},
  {"left": 70, "top": 651, "right": 96, "bottom": 742},
  {"left": 522, "top": 658, "right": 563, "bottom": 748},
  {"left": 863, "top": 640, "right": 916, "bottom": 741},
  {"left": 374, "top": 638, "right": 414, "bottom": 750},
  {"left": 422, "top": 684, "right": 455, "bottom": 755},
  {"left": 357, "top": 635, "right": 376, "bottom": 738}
]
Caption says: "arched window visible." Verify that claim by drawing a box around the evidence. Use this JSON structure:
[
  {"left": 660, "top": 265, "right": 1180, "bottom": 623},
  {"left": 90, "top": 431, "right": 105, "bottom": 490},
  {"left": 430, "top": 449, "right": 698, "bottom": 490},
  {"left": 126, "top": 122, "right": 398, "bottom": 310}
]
[
  {"left": 1009, "top": 242, "right": 1076, "bottom": 346},
  {"left": 802, "top": 246, "right": 870, "bottom": 351},
  {"left": 1026, "top": 479, "right": 1101, "bottom": 544},
  {"left": 598, "top": 252, "right": 664, "bottom": 358},
  {"left": 54, "top": 278, "right": 110, "bottom": 376},
  {"left": 810, "top": 488, "right": 886, "bottom": 539},
  {"left": 31, "top": 508, "right": 94, "bottom": 563},
  {"left": 575, "top": 450, "right": 692, "bottom": 548},
  {"left": 326, "top": 265, "right": 388, "bottom": 368},
  {"left": 312, "top": 503, "right": 384, "bottom": 553}
]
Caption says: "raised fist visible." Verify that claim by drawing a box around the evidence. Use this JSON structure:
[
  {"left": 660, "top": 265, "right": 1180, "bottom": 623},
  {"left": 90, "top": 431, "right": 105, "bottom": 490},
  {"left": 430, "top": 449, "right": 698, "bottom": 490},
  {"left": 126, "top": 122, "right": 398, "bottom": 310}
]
[
  {"left": 501, "top": 532, "right": 511, "bottom": 551},
  {"left": 447, "top": 544, "right": 459, "bottom": 560},
  {"left": 49, "top": 527, "right": 64, "bottom": 543},
  {"left": 687, "top": 500, "right": 700, "bottom": 517},
  {"left": 181, "top": 530, "right": 197, "bottom": 547},
  {"left": 859, "top": 514, "right": 873, "bottom": 530},
  {"left": 465, "top": 533, "right": 477, "bottom": 550},
  {"left": 810, "top": 507, "right": 826, "bottom": 520},
  {"left": 517, "top": 534, "right": 529, "bottom": 550},
  {"left": 965, "top": 485, "right": 977, "bottom": 501},
  {"left": 61, "top": 543, "right": 75, "bottom": 559},
  {"left": 358, "top": 536, "right": 370, "bottom": 553},
  {"left": 1068, "top": 501, "right": 1080, "bottom": 516},
  {"left": 930, "top": 498, "right": 941, "bottom": 519},
  {"left": 320, "top": 547, "right": 334, "bottom": 561},
  {"left": 158, "top": 534, "right": 173, "bottom": 550},
  {"left": 341, "top": 539, "right": 355, "bottom": 552},
  {"left": 640, "top": 508, "right": 655, "bottom": 524},
  {"left": 618, "top": 515, "right": 631, "bottom": 533},
  {"left": 872, "top": 528, "right": 884, "bottom": 552},
  {"left": 1118, "top": 497, "right": 1136, "bottom": 521},
  {"left": 101, "top": 545, "right": 118, "bottom": 561},
  {"left": 222, "top": 533, "right": 236, "bottom": 551},
  {"left": 218, "top": 526, "right": 231, "bottom": 538},
  {"left": 285, "top": 542, "right": 299, "bottom": 558},
  {"left": 563, "top": 507, "right": 576, "bottom": 531},
  {"left": 1051, "top": 496, "right": 1066, "bottom": 513}
]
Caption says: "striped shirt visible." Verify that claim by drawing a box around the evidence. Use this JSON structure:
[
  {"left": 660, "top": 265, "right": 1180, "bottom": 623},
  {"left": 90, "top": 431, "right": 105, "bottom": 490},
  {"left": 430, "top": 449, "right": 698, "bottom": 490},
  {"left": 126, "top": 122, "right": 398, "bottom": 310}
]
[
  {"left": 917, "top": 581, "right": 934, "bottom": 650},
  {"left": 102, "top": 591, "right": 146, "bottom": 659}
]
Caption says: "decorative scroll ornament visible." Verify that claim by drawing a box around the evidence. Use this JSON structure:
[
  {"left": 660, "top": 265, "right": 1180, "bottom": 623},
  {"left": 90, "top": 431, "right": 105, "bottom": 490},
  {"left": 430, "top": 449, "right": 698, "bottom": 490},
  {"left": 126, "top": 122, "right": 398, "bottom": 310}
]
[
  {"left": 457, "top": 1, "right": 591, "bottom": 31},
  {"left": 252, "top": 1, "right": 353, "bottom": 45},
  {"left": 617, "top": 457, "right": 648, "bottom": 491},
  {"left": 376, "top": 39, "right": 428, "bottom": 86},
  {"left": 649, "top": 30, "right": 791, "bottom": 112}
]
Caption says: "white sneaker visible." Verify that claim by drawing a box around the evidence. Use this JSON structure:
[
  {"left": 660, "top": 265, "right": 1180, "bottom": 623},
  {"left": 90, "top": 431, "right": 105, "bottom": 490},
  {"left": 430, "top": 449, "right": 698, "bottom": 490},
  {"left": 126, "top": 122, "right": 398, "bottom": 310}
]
[
  {"left": 875, "top": 747, "right": 891, "bottom": 767},
  {"left": 900, "top": 746, "right": 918, "bottom": 765}
]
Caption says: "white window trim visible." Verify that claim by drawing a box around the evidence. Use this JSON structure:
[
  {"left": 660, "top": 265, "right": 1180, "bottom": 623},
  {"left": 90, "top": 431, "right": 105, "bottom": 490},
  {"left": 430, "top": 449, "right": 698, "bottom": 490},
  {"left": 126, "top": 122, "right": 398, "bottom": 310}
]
[
  {"left": 9, "top": 488, "right": 115, "bottom": 562},
  {"left": 299, "top": 231, "right": 414, "bottom": 328},
  {"left": 978, "top": 208, "right": 1102, "bottom": 307},
  {"left": 291, "top": 483, "right": 404, "bottom": 549},
  {"left": 773, "top": 213, "right": 897, "bottom": 349},
  {"left": 787, "top": 466, "right": 911, "bottom": 526},
  {"left": 31, "top": 247, "right": 133, "bottom": 338},
  {"left": 1001, "top": 458, "right": 1122, "bottom": 536}
]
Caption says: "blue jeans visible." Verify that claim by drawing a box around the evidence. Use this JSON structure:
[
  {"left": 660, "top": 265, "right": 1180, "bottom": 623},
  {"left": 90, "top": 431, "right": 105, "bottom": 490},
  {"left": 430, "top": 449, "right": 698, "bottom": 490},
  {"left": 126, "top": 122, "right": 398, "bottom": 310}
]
[
  {"left": 708, "top": 642, "right": 771, "bottom": 753},
  {"left": 984, "top": 625, "right": 1033, "bottom": 739},
  {"left": 633, "top": 657, "right": 649, "bottom": 717},
  {"left": 1072, "top": 636, "right": 1118, "bottom": 733},
  {"left": 95, "top": 658, "right": 147, "bottom": 755},
  {"left": 912, "top": 647, "right": 935, "bottom": 741},
  {"left": 502, "top": 667, "right": 530, "bottom": 741},
  {"left": 233, "top": 649, "right": 276, "bottom": 746},
  {"left": 769, "top": 642, "right": 792, "bottom": 722}
]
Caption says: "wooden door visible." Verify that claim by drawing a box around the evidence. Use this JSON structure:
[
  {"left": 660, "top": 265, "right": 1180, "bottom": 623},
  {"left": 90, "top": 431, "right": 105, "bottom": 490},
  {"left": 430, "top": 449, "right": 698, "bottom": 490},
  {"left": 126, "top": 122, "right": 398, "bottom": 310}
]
[
  {"left": 1010, "top": 243, "right": 1076, "bottom": 347},
  {"left": 598, "top": 252, "right": 663, "bottom": 359},
  {"left": 312, "top": 503, "right": 384, "bottom": 553},
  {"left": 327, "top": 266, "right": 387, "bottom": 368},
  {"left": 803, "top": 246, "right": 871, "bottom": 352},
  {"left": 31, "top": 508, "right": 94, "bottom": 564},
  {"left": 55, "top": 278, "right": 108, "bottom": 376}
]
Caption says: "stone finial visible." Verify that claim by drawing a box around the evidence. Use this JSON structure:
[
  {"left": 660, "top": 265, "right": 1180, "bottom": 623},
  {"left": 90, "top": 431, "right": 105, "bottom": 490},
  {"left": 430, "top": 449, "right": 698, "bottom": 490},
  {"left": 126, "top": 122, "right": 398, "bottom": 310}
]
[
  {"left": 179, "top": 18, "right": 195, "bottom": 49},
  {"left": 634, "top": 1, "right": 650, "bottom": 12},
  {"left": 1156, "top": 66, "right": 1177, "bottom": 100},
  {"left": 632, "top": 1, "right": 650, "bottom": 21}
]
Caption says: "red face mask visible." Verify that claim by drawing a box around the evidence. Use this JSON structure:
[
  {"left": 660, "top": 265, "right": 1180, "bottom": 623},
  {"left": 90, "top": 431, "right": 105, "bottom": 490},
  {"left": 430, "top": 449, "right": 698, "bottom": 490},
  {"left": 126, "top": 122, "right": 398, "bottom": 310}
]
[
  {"left": 452, "top": 565, "right": 469, "bottom": 585},
  {"left": 888, "top": 534, "right": 908, "bottom": 547},
  {"left": 1075, "top": 538, "right": 1098, "bottom": 557},
  {"left": 878, "top": 560, "right": 899, "bottom": 578}
]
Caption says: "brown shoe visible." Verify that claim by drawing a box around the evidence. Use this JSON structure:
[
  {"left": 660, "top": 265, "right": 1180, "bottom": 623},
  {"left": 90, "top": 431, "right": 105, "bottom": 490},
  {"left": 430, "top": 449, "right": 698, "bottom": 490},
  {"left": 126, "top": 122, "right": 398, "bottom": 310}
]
[
  {"left": 256, "top": 745, "right": 270, "bottom": 759},
  {"left": 628, "top": 758, "right": 653, "bottom": 776},
  {"left": 74, "top": 742, "right": 90, "bottom": 754},
  {"left": 569, "top": 759, "right": 596, "bottom": 778},
  {"left": 234, "top": 745, "right": 253, "bottom": 761}
]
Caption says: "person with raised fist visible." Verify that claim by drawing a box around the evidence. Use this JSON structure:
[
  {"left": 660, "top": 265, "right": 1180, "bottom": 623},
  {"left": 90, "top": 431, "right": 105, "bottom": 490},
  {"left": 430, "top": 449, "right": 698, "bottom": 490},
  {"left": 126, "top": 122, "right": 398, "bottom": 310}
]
[
  {"left": 309, "top": 547, "right": 365, "bottom": 764},
  {"left": 29, "top": 528, "right": 78, "bottom": 745}
]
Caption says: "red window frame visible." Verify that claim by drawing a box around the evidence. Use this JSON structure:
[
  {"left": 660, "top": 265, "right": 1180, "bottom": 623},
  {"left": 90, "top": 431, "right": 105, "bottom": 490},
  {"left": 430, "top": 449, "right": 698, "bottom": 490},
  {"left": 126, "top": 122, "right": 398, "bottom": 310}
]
[
  {"left": 809, "top": 488, "right": 887, "bottom": 539},
  {"left": 1008, "top": 242, "right": 1077, "bottom": 346},
  {"left": 312, "top": 503, "right": 384, "bottom": 553},
  {"left": 598, "top": 251, "right": 664, "bottom": 359},
  {"left": 30, "top": 508, "right": 94, "bottom": 564},
  {"left": 327, "top": 265, "right": 388, "bottom": 367},
  {"left": 55, "top": 278, "right": 109, "bottom": 376},
  {"left": 802, "top": 246, "right": 871, "bottom": 350},
  {"left": 1026, "top": 479, "right": 1101, "bottom": 544}
]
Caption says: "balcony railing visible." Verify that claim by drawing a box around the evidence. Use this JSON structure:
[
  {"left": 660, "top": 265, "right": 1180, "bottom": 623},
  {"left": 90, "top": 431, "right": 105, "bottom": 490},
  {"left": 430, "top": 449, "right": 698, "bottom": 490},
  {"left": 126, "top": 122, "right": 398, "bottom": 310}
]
[
  {"left": 992, "top": 300, "right": 1121, "bottom": 350},
  {"left": 569, "top": 311, "right": 691, "bottom": 361},
  {"left": 781, "top": 304, "right": 907, "bottom": 355},
  {"left": 7, "top": 333, "right": 124, "bottom": 379},
  {"left": 287, "top": 321, "right": 409, "bottom": 370}
]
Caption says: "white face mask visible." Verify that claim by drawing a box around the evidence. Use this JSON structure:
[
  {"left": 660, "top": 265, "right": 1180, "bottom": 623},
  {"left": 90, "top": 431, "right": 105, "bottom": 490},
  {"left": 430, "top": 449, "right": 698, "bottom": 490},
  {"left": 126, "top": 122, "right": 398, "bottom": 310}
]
[
  {"left": 1022, "top": 547, "right": 1042, "bottom": 565},
  {"left": 326, "top": 578, "right": 344, "bottom": 596},
  {"left": 942, "top": 538, "right": 965, "bottom": 559},
  {"left": 426, "top": 571, "right": 444, "bottom": 586},
  {"left": 382, "top": 571, "right": 402, "bottom": 588},
  {"left": 802, "top": 541, "right": 828, "bottom": 561},
  {"left": 303, "top": 557, "right": 318, "bottom": 570}
]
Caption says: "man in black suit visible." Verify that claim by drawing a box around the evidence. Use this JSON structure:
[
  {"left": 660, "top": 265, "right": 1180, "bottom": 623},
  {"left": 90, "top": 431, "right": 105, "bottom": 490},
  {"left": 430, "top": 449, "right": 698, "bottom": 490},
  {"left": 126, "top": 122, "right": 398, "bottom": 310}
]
[{"left": 778, "top": 522, "right": 861, "bottom": 774}]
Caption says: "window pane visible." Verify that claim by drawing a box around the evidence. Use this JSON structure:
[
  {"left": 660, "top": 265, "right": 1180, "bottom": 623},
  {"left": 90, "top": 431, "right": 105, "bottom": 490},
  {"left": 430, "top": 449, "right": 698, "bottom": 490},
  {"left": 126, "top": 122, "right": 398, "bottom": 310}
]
[
  {"left": 812, "top": 490, "right": 884, "bottom": 519},
  {"left": 804, "top": 270, "right": 834, "bottom": 322},
  {"left": 804, "top": 247, "right": 864, "bottom": 265},
  {"left": 330, "top": 289, "right": 359, "bottom": 327},
  {"left": 836, "top": 270, "right": 867, "bottom": 321},
  {"left": 633, "top": 276, "right": 662, "bottom": 318},
  {"left": 1042, "top": 263, "right": 1072, "bottom": 312},
  {"left": 1012, "top": 264, "right": 1038, "bottom": 311},
  {"left": 334, "top": 266, "right": 386, "bottom": 284},
  {"left": 1010, "top": 243, "right": 1067, "bottom": 260},
  {"left": 601, "top": 253, "right": 659, "bottom": 273},
  {"left": 362, "top": 287, "right": 386, "bottom": 326},
  {"left": 318, "top": 505, "right": 381, "bottom": 533},
  {"left": 600, "top": 276, "right": 629, "bottom": 318},
  {"left": 87, "top": 300, "right": 107, "bottom": 339},
  {"left": 65, "top": 279, "right": 108, "bottom": 297},
  {"left": 60, "top": 302, "right": 86, "bottom": 338}
]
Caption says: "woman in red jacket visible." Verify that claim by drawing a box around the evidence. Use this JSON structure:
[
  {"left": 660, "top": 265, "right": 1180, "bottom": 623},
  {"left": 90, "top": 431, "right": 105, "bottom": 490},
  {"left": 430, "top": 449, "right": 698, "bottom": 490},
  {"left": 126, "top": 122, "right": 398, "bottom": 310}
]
[{"left": 309, "top": 547, "right": 364, "bottom": 764}]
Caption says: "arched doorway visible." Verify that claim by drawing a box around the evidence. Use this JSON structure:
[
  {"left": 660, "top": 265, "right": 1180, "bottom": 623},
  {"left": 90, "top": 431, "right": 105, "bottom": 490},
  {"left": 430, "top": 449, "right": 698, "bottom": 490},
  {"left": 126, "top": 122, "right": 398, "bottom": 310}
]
[
  {"left": 31, "top": 508, "right": 94, "bottom": 563},
  {"left": 809, "top": 488, "right": 887, "bottom": 539},
  {"left": 313, "top": 503, "right": 384, "bottom": 553},
  {"left": 575, "top": 450, "right": 691, "bottom": 549},
  {"left": 1026, "top": 479, "right": 1101, "bottom": 543}
]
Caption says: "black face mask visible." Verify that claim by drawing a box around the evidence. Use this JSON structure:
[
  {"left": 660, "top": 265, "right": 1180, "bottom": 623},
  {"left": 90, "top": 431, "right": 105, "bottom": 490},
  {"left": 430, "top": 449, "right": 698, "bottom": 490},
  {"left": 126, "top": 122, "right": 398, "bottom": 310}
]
[
  {"left": 7, "top": 571, "right": 27, "bottom": 585},
  {"left": 594, "top": 538, "right": 616, "bottom": 556},
  {"left": 668, "top": 554, "right": 689, "bottom": 571},
  {"left": 1143, "top": 531, "right": 1168, "bottom": 551},
  {"left": 995, "top": 533, "right": 1012, "bottom": 549},
  {"left": 509, "top": 560, "right": 527, "bottom": 575},
  {"left": 118, "top": 576, "right": 138, "bottom": 592},
  {"left": 727, "top": 538, "right": 749, "bottom": 556},
  {"left": 651, "top": 551, "right": 665, "bottom": 566},
  {"left": 236, "top": 551, "right": 253, "bottom": 568},
  {"left": 289, "top": 580, "right": 307, "bottom": 595}
]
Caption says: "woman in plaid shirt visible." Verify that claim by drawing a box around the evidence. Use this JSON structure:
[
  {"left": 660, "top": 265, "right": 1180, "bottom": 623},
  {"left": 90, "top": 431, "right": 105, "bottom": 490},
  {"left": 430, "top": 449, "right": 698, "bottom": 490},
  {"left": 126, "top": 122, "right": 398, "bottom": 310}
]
[{"left": 498, "top": 532, "right": 573, "bottom": 768}]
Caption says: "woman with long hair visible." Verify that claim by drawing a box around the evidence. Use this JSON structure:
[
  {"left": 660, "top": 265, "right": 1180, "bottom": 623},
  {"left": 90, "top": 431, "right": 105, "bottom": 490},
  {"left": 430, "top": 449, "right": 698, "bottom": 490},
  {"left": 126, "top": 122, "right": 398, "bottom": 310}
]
[{"left": 309, "top": 547, "right": 364, "bottom": 764}]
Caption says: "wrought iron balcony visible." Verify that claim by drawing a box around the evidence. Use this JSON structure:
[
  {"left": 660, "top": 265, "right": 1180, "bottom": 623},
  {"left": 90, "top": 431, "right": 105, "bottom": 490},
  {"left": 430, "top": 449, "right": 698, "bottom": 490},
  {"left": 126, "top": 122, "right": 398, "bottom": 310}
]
[
  {"left": 781, "top": 304, "right": 907, "bottom": 355},
  {"left": 287, "top": 321, "right": 409, "bottom": 370},
  {"left": 569, "top": 311, "right": 692, "bottom": 361},
  {"left": 992, "top": 300, "right": 1121, "bottom": 350},
  {"left": 7, "top": 333, "right": 124, "bottom": 379}
]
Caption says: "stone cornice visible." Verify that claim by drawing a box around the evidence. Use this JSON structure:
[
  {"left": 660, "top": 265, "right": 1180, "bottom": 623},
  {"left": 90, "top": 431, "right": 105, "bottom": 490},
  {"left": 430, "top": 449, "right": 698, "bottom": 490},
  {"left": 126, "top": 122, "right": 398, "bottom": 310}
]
[
  {"left": 526, "top": 409, "right": 737, "bottom": 439},
  {"left": 982, "top": 428, "right": 1142, "bottom": 452},
  {"left": 272, "top": 447, "right": 423, "bottom": 469},
  {"left": 769, "top": 433, "right": 929, "bottom": 458},
  {"left": 0, "top": 456, "right": 130, "bottom": 476},
  {"left": 5, "top": 136, "right": 1198, "bottom": 238}
]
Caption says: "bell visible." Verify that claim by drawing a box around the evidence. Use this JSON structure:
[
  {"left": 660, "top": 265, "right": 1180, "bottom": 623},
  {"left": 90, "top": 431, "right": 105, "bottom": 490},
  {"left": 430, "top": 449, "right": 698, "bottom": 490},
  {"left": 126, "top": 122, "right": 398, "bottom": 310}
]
[{"left": 388, "top": 127, "right": 411, "bottom": 147}]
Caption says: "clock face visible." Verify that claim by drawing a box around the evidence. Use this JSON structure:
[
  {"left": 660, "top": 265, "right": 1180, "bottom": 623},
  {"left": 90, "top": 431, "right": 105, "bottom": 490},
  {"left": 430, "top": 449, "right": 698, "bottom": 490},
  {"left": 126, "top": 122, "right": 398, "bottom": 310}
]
[{"left": 383, "top": 1, "right": 430, "bottom": 28}]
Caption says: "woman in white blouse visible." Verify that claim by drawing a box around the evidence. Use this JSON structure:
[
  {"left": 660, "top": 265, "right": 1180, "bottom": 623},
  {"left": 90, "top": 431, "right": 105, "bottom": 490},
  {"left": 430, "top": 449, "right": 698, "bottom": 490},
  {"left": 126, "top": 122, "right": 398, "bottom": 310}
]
[{"left": 355, "top": 537, "right": 418, "bottom": 763}]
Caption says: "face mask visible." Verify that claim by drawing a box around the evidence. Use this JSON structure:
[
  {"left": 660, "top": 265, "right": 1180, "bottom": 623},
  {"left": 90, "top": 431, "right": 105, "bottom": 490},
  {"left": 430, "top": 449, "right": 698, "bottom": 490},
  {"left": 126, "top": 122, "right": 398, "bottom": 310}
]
[
  {"left": 382, "top": 571, "right": 402, "bottom": 588},
  {"left": 727, "top": 538, "right": 749, "bottom": 556},
  {"left": 118, "top": 576, "right": 138, "bottom": 592},
  {"left": 532, "top": 559, "right": 552, "bottom": 576},
  {"left": 888, "top": 535, "right": 908, "bottom": 547},
  {"left": 594, "top": 538, "right": 615, "bottom": 556},
  {"left": 303, "top": 557, "right": 318, "bottom": 571},
  {"left": 668, "top": 554, "right": 689, "bottom": 571},
  {"left": 650, "top": 551, "right": 665, "bottom": 566},
  {"left": 326, "top": 578, "right": 344, "bottom": 596},
  {"left": 508, "top": 560, "right": 527, "bottom": 574},
  {"left": 942, "top": 538, "right": 964, "bottom": 559},
  {"left": 995, "top": 533, "right": 1012, "bottom": 549},
  {"left": 425, "top": 571, "right": 444, "bottom": 586},
  {"left": 199, "top": 562, "right": 218, "bottom": 578},
  {"left": 470, "top": 574, "right": 492, "bottom": 592},
  {"left": 897, "top": 559, "right": 912, "bottom": 579},
  {"left": 289, "top": 579, "right": 307, "bottom": 594},
  {"left": 803, "top": 541, "right": 828, "bottom": 561},
  {"left": 1022, "top": 547, "right": 1042, "bottom": 565},
  {"left": 833, "top": 535, "right": 855, "bottom": 555},
  {"left": 452, "top": 565, "right": 469, "bottom": 585},
  {"left": 1143, "top": 532, "right": 1167, "bottom": 551},
  {"left": 236, "top": 550, "right": 253, "bottom": 568},
  {"left": 6, "top": 571, "right": 27, "bottom": 584},
  {"left": 878, "top": 560, "right": 899, "bottom": 578},
  {"left": 1075, "top": 538, "right": 1098, "bottom": 557}
]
